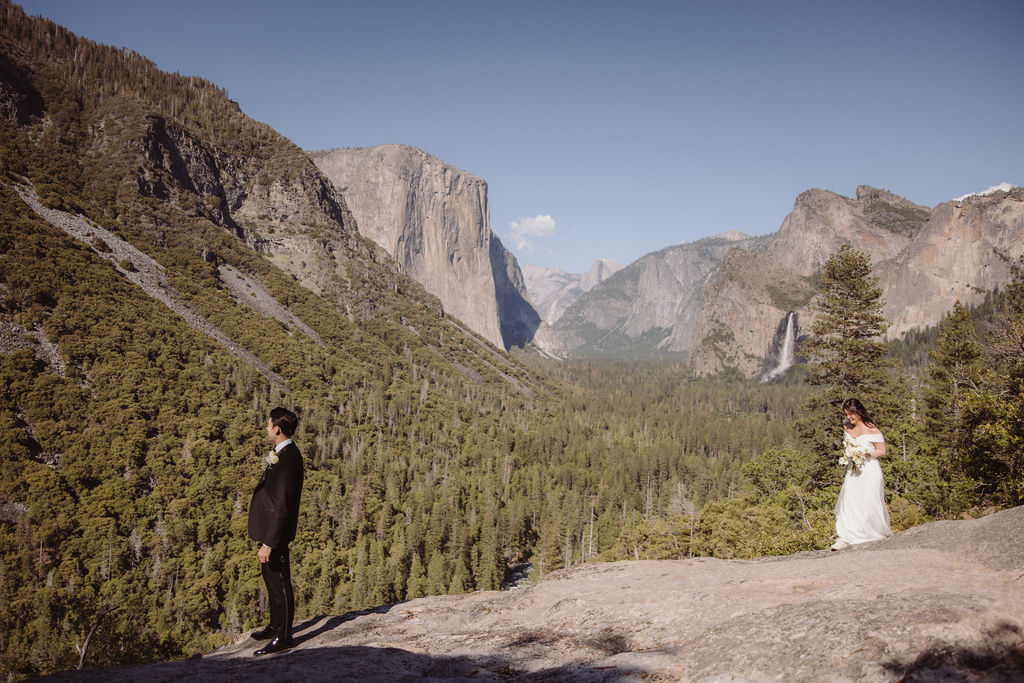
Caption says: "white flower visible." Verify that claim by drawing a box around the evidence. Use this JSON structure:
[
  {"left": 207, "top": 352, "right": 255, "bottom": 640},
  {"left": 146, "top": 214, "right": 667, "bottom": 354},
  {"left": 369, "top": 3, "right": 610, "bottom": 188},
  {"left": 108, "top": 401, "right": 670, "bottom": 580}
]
[
  {"left": 840, "top": 433, "right": 869, "bottom": 471},
  {"left": 266, "top": 451, "right": 279, "bottom": 466}
]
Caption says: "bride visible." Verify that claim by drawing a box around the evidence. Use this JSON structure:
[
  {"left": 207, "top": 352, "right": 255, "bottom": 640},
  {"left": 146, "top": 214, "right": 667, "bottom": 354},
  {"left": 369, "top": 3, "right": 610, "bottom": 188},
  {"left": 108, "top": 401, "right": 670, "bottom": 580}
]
[{"left": 832, "top": 397, "right": 892, "bottom": 550}]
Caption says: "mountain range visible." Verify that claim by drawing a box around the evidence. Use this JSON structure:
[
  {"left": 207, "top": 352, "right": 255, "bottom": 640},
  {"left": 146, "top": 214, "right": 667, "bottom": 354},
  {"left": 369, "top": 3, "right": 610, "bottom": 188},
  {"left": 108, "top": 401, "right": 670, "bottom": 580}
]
[
  {"left": 521, "top": 258, "right": 622, "bottom": 325},
  {"left": 551, "top": 184, "right": 1023, "bottom": 376},
  {"left": 300, "top": 146, "right": 1021, "bottom": 378}
]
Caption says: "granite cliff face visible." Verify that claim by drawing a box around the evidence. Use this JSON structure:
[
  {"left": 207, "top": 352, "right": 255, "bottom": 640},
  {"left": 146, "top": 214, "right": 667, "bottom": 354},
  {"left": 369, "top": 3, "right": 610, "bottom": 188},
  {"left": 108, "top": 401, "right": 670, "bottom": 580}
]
[
  {"left": 689, "top": 249, "right": 816, "bottom": 377},
  {"left": 766, "top": 185, "right": 929, "bottom": 278},
  {"left": 115, "top": 103, "right": 377, "bottom": 307},
  {"left": 876, "top": 187, "right": 1024, "bottom": 336},
  {"left": 553, "top": 232, "right": 769, "bottom": 357},
  {"left": 309, "top": 145, "right": 539, "bottom": 350},
  {"left": 522, "top": 258, "right": 622, "bottom": 324},
  {"left": 49, "top": 507, "right": 1024, "bottom": 682},
  {"left": 558, "top": 185, "right": 1023, "bottom": 376},
  {"left": 761, "top": 183, "right": 1024, "bottom": 339}
]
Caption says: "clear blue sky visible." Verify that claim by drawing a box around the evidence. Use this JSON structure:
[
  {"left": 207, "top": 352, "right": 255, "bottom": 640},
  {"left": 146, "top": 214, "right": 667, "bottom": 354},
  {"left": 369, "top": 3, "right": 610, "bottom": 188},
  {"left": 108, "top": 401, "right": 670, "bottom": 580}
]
[{"left": 17, "top": 0, "right": 1024, "bottom": 274}]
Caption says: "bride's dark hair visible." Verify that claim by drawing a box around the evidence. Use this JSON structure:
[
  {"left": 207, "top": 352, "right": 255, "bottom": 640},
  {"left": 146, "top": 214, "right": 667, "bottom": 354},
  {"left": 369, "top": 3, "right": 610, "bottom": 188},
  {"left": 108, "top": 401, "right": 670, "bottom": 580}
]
[{"left": 842, "top": 397, "right": 877, "bottom": 428}]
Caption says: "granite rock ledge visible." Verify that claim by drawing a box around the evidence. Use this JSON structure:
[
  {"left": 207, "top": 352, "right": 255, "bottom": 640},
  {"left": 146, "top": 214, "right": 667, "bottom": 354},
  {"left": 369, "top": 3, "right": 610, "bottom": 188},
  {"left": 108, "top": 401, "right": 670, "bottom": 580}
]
[{"left": 43, "top": 506, "right": 1024, "bottom": 682}]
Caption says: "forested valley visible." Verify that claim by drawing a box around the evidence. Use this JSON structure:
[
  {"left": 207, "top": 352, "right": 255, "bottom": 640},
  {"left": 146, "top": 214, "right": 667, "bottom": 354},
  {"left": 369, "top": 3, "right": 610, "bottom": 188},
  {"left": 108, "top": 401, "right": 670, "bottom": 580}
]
[{"left": 2, "top": 2, "right": 1023, "bottom": 679}]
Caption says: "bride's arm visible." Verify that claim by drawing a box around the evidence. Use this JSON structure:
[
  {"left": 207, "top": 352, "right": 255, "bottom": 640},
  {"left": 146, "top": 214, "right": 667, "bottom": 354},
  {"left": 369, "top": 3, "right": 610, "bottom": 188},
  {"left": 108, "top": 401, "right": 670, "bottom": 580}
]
[{"left": 869, "top": 432, "right": 886, "bottom": 457}]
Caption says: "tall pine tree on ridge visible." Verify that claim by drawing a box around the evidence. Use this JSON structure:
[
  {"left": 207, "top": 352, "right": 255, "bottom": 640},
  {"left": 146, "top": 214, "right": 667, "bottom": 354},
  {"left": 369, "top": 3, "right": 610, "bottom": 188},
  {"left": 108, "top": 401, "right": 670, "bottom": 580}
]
[{"left": 795, "top": 244, "right": 895, "bottom": 485}]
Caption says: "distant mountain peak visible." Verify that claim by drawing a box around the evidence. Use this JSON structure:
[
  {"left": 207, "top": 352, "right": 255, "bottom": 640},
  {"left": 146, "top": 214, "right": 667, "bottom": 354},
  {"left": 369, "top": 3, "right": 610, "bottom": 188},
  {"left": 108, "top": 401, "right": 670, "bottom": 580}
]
[
  {"left": 855, "top": 185, "right": 929, "bottom": 210},
  {"left": 581, "top": 258, "right": 623, "bottom": 292},
  {"left": 522, "top": 259, "right": 622, "bottom": 324},
  {"left": 712, "top": 230, "right": 751, "bottom": 242}
]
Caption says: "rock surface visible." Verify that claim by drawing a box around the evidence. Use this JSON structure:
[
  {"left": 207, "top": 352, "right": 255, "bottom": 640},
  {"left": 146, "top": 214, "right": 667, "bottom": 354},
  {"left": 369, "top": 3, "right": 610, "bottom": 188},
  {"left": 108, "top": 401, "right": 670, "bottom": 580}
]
[
  {"left": 876, "top": 189, "right": 1024, "bottom": 337},
  {"left": 766, "top": 184, "right": 1024, "bottom": 340},
  {"left": 556, "top": 185, "right": 1023, "bottom": 376},
  {"left": 766, "top": 185, "right": 927, "bottom": 279},
  {"left": 554, "top": 232, "right": 769, "bottom": 357},
  {"left": 46, "top": 508, "right": 1024, "bottom": 682},
  {"left": 523, "top": 259, "right": 623, "bottom": 325},
  {"left": 690, "top": 249, "right": 816, "bottom": 377},
  {"left": 309, "top": 145, "right": 540, "bottom": 350}
]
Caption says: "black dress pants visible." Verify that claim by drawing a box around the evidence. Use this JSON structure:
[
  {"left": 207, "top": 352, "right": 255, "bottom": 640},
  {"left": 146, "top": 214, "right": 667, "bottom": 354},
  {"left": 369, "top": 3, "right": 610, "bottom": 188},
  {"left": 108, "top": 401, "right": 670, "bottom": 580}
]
[{"left": 261, "top": 544, "right": 294, "bottom": 639}]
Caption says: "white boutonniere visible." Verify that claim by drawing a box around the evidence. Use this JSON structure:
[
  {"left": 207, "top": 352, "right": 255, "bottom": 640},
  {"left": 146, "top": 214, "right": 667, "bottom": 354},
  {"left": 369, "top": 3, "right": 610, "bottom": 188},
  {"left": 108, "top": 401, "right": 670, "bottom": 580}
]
[{"left": 266, "top": 450, "right": 279, "bottom": 466}]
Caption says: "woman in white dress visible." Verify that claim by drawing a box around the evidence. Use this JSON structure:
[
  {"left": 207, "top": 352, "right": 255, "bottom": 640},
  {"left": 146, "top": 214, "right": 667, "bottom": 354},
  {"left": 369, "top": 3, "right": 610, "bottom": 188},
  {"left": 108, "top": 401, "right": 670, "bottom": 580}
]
[{"left": 832, "top": 398, "right": 893, "bottom": 550}]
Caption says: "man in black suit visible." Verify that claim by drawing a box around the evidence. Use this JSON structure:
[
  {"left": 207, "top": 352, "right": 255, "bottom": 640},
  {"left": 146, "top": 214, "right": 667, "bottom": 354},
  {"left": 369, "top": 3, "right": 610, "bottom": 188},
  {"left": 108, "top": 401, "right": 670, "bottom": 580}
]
[{"left": 248, "top": 407, "right": 304, "bottom": 655}]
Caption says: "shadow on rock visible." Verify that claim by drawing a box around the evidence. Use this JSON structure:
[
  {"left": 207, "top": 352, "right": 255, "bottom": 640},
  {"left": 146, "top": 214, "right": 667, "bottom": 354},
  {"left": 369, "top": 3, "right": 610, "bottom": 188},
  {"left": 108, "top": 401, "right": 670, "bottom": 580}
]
[
  {"left": 290, "top": 605, "right": 399, "bottom": 645},
  {"left": 881, "top": 622, "right": 1024, "bottom": 681},
  {"left": 507, "top": 628, "right": 632, "bottom": 657},
  {"left": 40, "top": 644, "right": 647, "bottom": 682}
]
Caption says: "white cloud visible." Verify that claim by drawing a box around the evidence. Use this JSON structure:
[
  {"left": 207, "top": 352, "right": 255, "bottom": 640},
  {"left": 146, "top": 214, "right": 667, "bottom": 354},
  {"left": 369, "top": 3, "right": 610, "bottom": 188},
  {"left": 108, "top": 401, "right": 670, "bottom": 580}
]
[{"left": 508, "top": 214, "right": 556, "bottom": 252}]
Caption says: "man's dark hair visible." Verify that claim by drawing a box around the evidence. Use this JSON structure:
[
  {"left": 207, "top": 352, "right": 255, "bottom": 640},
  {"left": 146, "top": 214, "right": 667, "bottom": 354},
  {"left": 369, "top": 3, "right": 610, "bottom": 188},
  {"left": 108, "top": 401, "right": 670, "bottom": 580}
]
[{"left": 269, "top": 407, "right": 299, "bottom": 437}]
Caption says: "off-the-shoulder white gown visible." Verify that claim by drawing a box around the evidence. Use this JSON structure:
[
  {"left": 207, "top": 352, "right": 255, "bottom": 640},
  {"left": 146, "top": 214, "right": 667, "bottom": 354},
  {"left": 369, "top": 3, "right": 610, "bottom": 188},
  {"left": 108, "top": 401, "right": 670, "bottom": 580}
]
[{"left": 834, "top": 432, "right": 893, "bottom": 545}]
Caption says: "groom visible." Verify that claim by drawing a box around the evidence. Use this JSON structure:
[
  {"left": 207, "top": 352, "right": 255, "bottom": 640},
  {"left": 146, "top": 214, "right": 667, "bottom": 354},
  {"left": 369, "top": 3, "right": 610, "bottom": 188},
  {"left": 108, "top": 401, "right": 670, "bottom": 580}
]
[{"left": 248, "top": 407, "right": 304, "bottom": 655}]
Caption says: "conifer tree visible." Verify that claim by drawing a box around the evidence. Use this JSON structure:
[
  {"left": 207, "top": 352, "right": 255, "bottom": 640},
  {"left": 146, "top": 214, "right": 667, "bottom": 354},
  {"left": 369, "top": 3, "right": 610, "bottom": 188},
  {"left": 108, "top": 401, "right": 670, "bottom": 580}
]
[
  {"left": 960, "top": 258, "right": 1024, "bottom": 505},
  {"left": 911, "top": 301, "right": 982, "bottom": 515},
  {"left": 795, "top": 245, "right": 894, "bottom": 483},
  {"left": 425, "top": 553, "right": 447, "bottom": 595},
  {"left": 803, "top": 245, "right": 891, "bottom": 394},
  {"left": 406, "top": 554, "right": 427, "bottom": 599},
  {"left": 924, "top": 302, "right": 982, "bottom": 454}
]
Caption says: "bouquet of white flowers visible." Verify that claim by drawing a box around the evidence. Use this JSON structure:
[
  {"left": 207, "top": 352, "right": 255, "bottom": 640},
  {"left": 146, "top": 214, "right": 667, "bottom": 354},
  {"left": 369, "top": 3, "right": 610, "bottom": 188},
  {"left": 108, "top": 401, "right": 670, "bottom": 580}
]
[{"left": 840, "top": 432, "right": 870, "bottom": 471}]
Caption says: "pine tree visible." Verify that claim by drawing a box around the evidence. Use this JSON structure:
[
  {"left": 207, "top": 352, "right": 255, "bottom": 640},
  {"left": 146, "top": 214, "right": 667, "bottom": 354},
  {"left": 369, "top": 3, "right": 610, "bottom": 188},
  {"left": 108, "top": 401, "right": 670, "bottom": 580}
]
[
  {"left": 405, "top": 554, "right": 427, "bottom": 599},
  {"left": 913, "top": 301, "right": 982, "bottom": 515},
  {"left": 425, "top": 553, "right": 447, "bottom": 596},
  {"left": 803, "top": 245, "right": 891, "bottom": 395},
  {"left": 960, "top": 258, "right": 1024, "bottom": 505},
  {"left": 795, "top": 245, "right": 894, "bottom": 483},
  {"left": 925, "top": 302, "right": 982, "bottom": 455}
]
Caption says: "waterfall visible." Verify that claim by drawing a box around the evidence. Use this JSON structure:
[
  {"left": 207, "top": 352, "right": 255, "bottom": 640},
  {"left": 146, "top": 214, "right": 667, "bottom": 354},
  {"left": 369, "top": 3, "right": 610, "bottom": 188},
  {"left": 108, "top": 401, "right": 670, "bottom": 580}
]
[{"left": 762, "top": 311, "right": 797, "bottom": 381}]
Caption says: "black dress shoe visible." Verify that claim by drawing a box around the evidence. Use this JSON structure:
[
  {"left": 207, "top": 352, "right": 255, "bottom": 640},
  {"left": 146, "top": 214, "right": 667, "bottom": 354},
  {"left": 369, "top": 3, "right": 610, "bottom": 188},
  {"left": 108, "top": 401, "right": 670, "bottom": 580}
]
[
  {"left": 254, "top": 637, "right": 293, "bottom": 656},
  {"left": 250, "top": 626, "right": 275, "bottom": 640}
]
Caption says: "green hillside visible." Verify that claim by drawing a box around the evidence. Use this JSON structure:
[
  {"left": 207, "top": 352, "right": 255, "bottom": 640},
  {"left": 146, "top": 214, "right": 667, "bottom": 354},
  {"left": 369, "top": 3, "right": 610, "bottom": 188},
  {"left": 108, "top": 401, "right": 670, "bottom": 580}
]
[
  {"left": 0, "top": 1, "right": 550, "bottom": 674},
  {"left": 3, "top": 2, "right": 1023, "bottom": 679}
]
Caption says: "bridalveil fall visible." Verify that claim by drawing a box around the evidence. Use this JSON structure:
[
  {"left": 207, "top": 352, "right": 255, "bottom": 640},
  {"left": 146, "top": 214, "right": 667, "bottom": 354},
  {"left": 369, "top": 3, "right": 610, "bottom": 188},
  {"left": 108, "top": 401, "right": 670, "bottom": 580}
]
[{"left": 762, "top": 311, "right": 797, "bottom": 381}]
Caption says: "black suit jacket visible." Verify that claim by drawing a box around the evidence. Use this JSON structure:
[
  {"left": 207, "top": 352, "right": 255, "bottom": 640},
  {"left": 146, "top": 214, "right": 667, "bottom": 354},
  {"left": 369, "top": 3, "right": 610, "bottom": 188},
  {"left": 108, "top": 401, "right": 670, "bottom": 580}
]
[{"left": 248, "top": 442, "right": 303, "bottom": 550}]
